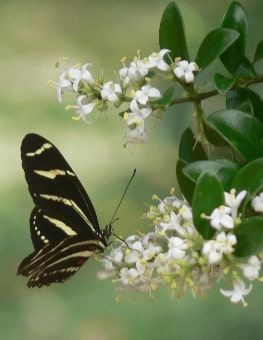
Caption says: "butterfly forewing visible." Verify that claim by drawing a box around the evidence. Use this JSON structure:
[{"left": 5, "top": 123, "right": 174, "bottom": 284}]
[
  {"left": 21, "top": 133, "right": 100, "bottom": 239},
  {"left": 18, "top": 133, "right": 111, "bottom": 287}
]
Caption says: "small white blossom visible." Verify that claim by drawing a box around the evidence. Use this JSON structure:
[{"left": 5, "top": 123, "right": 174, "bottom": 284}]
[
  {"left": 202, "top": 240, "right": 224, "bottom": 264},
  {"left": 53, "top": 71, "right": 73, "bottom": 103},
  {"left": 101, "top": 81, "right": 122, "bottom": 103},
  {"left": 119, "top": 267, "right": 140, "bottom": 286},
  {"left": 119, "top": 53, "right": 149, "bottom": 85},
  {"left": 167, "top": 236, "right": 188, "bottom": 259},
  {"left": 71, "top": 95, "right": 95, "bottom": 121},
  {"left": 241, "top": 256, "right": 261, "bottom": 280},
  {"left": 124, "top": 240, "right": 143, "bottom": 263},
  {"left": 130, "top": 98, "right": 152, "bottom": 118},
  {"left": 252, "top": 192, "right": 263, "bottom": 213},
  {"left": 208, "top": 206, "right": 234, "bottom": 230},
  {"left": 224, "top": 189, "right": 247, "bottom": 219},
  {"left": 173, "top": 60, "right": 198, "bottom": 83},
  {"left": 146, "top": 49, "right": 171, "bottom": 71},
  {"left": 67, "top": 63, "right": 94, "bottom": 91},
  {"left": 125, "top": 111, "right": 146, "bottom": 143},
  {"left": 127, "top": 58, "right": 149, "bottom": 82},
  {"left": 220, "top": 280, "right": 252, "bottom": 305},
  {"left": 159, "top": 211, "right": 181, "bottom": 233},
  {"left": 134, "top": 84, "right": 161, "bottom": 105},
  {"left": 202, "top": 232, "right": 236, "bottom": 264}
]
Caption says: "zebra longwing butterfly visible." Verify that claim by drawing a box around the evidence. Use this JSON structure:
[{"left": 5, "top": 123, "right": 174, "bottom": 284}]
[{"left": 18, "top": 133, "right": 115, "bottom": 287}]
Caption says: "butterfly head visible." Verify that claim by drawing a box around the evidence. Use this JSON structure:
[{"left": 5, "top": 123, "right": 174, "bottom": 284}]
[{"left": 103, "top": 224, "right": 113, "bottom": 243}]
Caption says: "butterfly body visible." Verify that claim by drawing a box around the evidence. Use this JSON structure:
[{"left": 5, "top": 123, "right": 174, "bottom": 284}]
[{"left": 17, "top": 133, "right": 112, "bottom": 287}]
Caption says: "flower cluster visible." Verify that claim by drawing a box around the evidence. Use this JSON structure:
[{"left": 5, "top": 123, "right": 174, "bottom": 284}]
[
  {"left": 97, "top": 189, "right": 263, "bottom": 305},
  {"left": 49, "top": 51, "right": 199, "bottom": 145}
]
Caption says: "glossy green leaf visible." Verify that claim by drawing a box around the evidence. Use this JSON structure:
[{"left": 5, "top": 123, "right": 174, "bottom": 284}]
[
  {"left": 202, "top": 110, "right": 230, "bottom": 146},
  {"left": 196, "top": 28, "right": 239, "bottom": 69},
  {"left": 159, "top": 2, "right": 189, "bottom": 62},
  {"left": 176, "top": 159, "right": 195, "bottom": 204},
  {"left": 234, "top": 217, "right": 263, "bottom": 257},
  {"left": 214, "top": 73, "right": 238, "bottom": 93},
  {"left": 237, "top": 99, "right": 253, "bottom": 115},
  {"left": 253, "top": 40, "right": 263, "bottom": 64},
  {"left": 231, "top": 158, "right": 263, "bottom": 218},
  {"left": 226, "top": 88, "right": 263, "bottom": 122},
  {"left": 220, "top": 2, "right": 248, "bottom": 73},
  {"left": 236, "top": 56, "right": 255, "bottom": 78},
  {"left": 183, "top": 159, "right": 241, "bottom": 191},
  {"left": 192, "top": 170, "right": 224, "bottom": 239},
  {"left": 206, "top": 110, "right": 263, "bottom": 161},
  {"left": 179, "top": 127, "right": 207, "bottom": 163},
  {"left": 232, "top": 158, "right": 263, "bottom": 196}
]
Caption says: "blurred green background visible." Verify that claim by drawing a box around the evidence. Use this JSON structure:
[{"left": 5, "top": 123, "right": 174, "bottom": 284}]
[{"left": 1, "top": 0, "right": 262, "bottom": 339}]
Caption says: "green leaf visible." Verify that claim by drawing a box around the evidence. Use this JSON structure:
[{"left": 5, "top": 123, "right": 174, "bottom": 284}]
[
  {"left": 220, "top": 2, "right": 248, "bottom": 73},
  {"left": 179, "top": 128, "right": 207, "bottom": 163},
  {"left": 206, "top": 110, "right": 263, "bottom": 161},
  {"left": 234, "top": 217, "right": 263, "bottom": 257},
  {"left": 253, "top": 40, "right": 263, "bottom": 64},
  {"left": 202, "top": 110, "right": 230, "bottom": 147},
  {"left": 159, "top": 2, "right": 189, "bottom": 61},
  {"left": 183, "top": 159, "right": 241, "bottom": 191},
  {"left": 176, "top": 159, "right": 195, "bottom": 204},
  {"left": 151, "top": 87, "right": 174, "bottom": 106},
  {"left": 214, "top": 73, "right": 238, "bottom": 94},
  {"left": 226, "top": 88, "right": 263, "bottom": 122},
  {"left": 236, "top": 56, "right": 255, "bottom": 78},
  {"left": 231, "top": 158, "right": 263, "bottom": 217},
  {"left": 192, "top": 170, "right": 224, "bottom": 239},
  {"left": 237, "top": 99, "right": 253, "bottom": 115},
  {"left": 196, "top": 28, "right": 239, "bottom": 69},
  {"left": 232, "top": 158, "right": 263, "bottom": 197}
]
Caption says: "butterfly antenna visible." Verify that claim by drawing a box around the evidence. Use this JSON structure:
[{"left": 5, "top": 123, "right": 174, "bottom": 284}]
[{"left": 109, "top": 168, "right": 136, "bottom": 226}]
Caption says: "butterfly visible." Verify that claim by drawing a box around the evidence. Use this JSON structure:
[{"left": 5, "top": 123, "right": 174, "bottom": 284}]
[{"left": 17, "top": 133, "right": 116, "bottom": 287}]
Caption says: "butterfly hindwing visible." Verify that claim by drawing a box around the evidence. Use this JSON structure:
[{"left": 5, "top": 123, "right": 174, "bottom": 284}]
[
  {"left": 17, "top": 235, "right": 106, "bottom": 287},
  {"left": 18, "top": 133, "right": 112, "bottom": 287}
]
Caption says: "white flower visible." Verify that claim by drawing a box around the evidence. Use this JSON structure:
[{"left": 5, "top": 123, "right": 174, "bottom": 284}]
[
  {"left": 208, "top": 206, "right": 234, "bottom": 230},
  {"left": 53, "top": 71, "right": 73, "bottom": 103},
  {"left": 67, "top": 63, "right": 94, "bottom": 91},
  {"left": 125, "top": 124, "right": 147, "bottom": 145},
  {"left": 127, "top": 58, "right": 149, "bottom": 82},
  {"left": 142, "top": 242, "right": 162, "bottom": 261},
  {"left": 216, "top": 232, "right": 237, "bottom": 253},
  {"left": 173, "top": 60, "right": 198, "bottom": 83},
  {"left": 159, "top": 211, "right": 181, "bottom": 233},
  {"left": 119, "top": 267, "right": 140, "bottom": 286},
  {"left": 119, "top": 65, "right": 130, "bottom": 85},
  {"left": 202, "top": 232, "right": 236, "bottom": 264},
  {"left": 124, "top": 240, "right": 142, "bottom": 263},
  {"left": 129, "top": 98, "right": 152, "bottom": 118},
  {"left": 147, "top": 49, "right": 171, "bottom": 71},
  {"left": 202, "top": 240, "right": 224, "bottom": 264},
  {"left": 101, "top": 81, "right": 122, "bottom": 103},
  {"left": 220, "top": 280, "right": 252, "bottom": 305},
  {"left": 224, "top": 189, "right": 247, "bottom": 219},
  {"left": 71, "top": 95, "right": 95, "bottom": 121},
  {"left": 167, "top": 236, "right": 188, "bottom": 259},
  {"left": 241, "top": 256, "right": 261, "bottom": 280},
  {"left": 134, "top": 84, "right": 161, "bottom": 105},
  {"left": 252, "top": 192, "right": 263, "bottom": 213}
]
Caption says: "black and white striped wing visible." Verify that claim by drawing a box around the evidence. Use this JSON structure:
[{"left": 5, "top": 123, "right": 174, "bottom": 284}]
[
  {"left": 17, "top": 133, "right": 110, "bottom": 287},
  {"left": 18, "top": 236, "right": 106, "bottom": 287}
]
